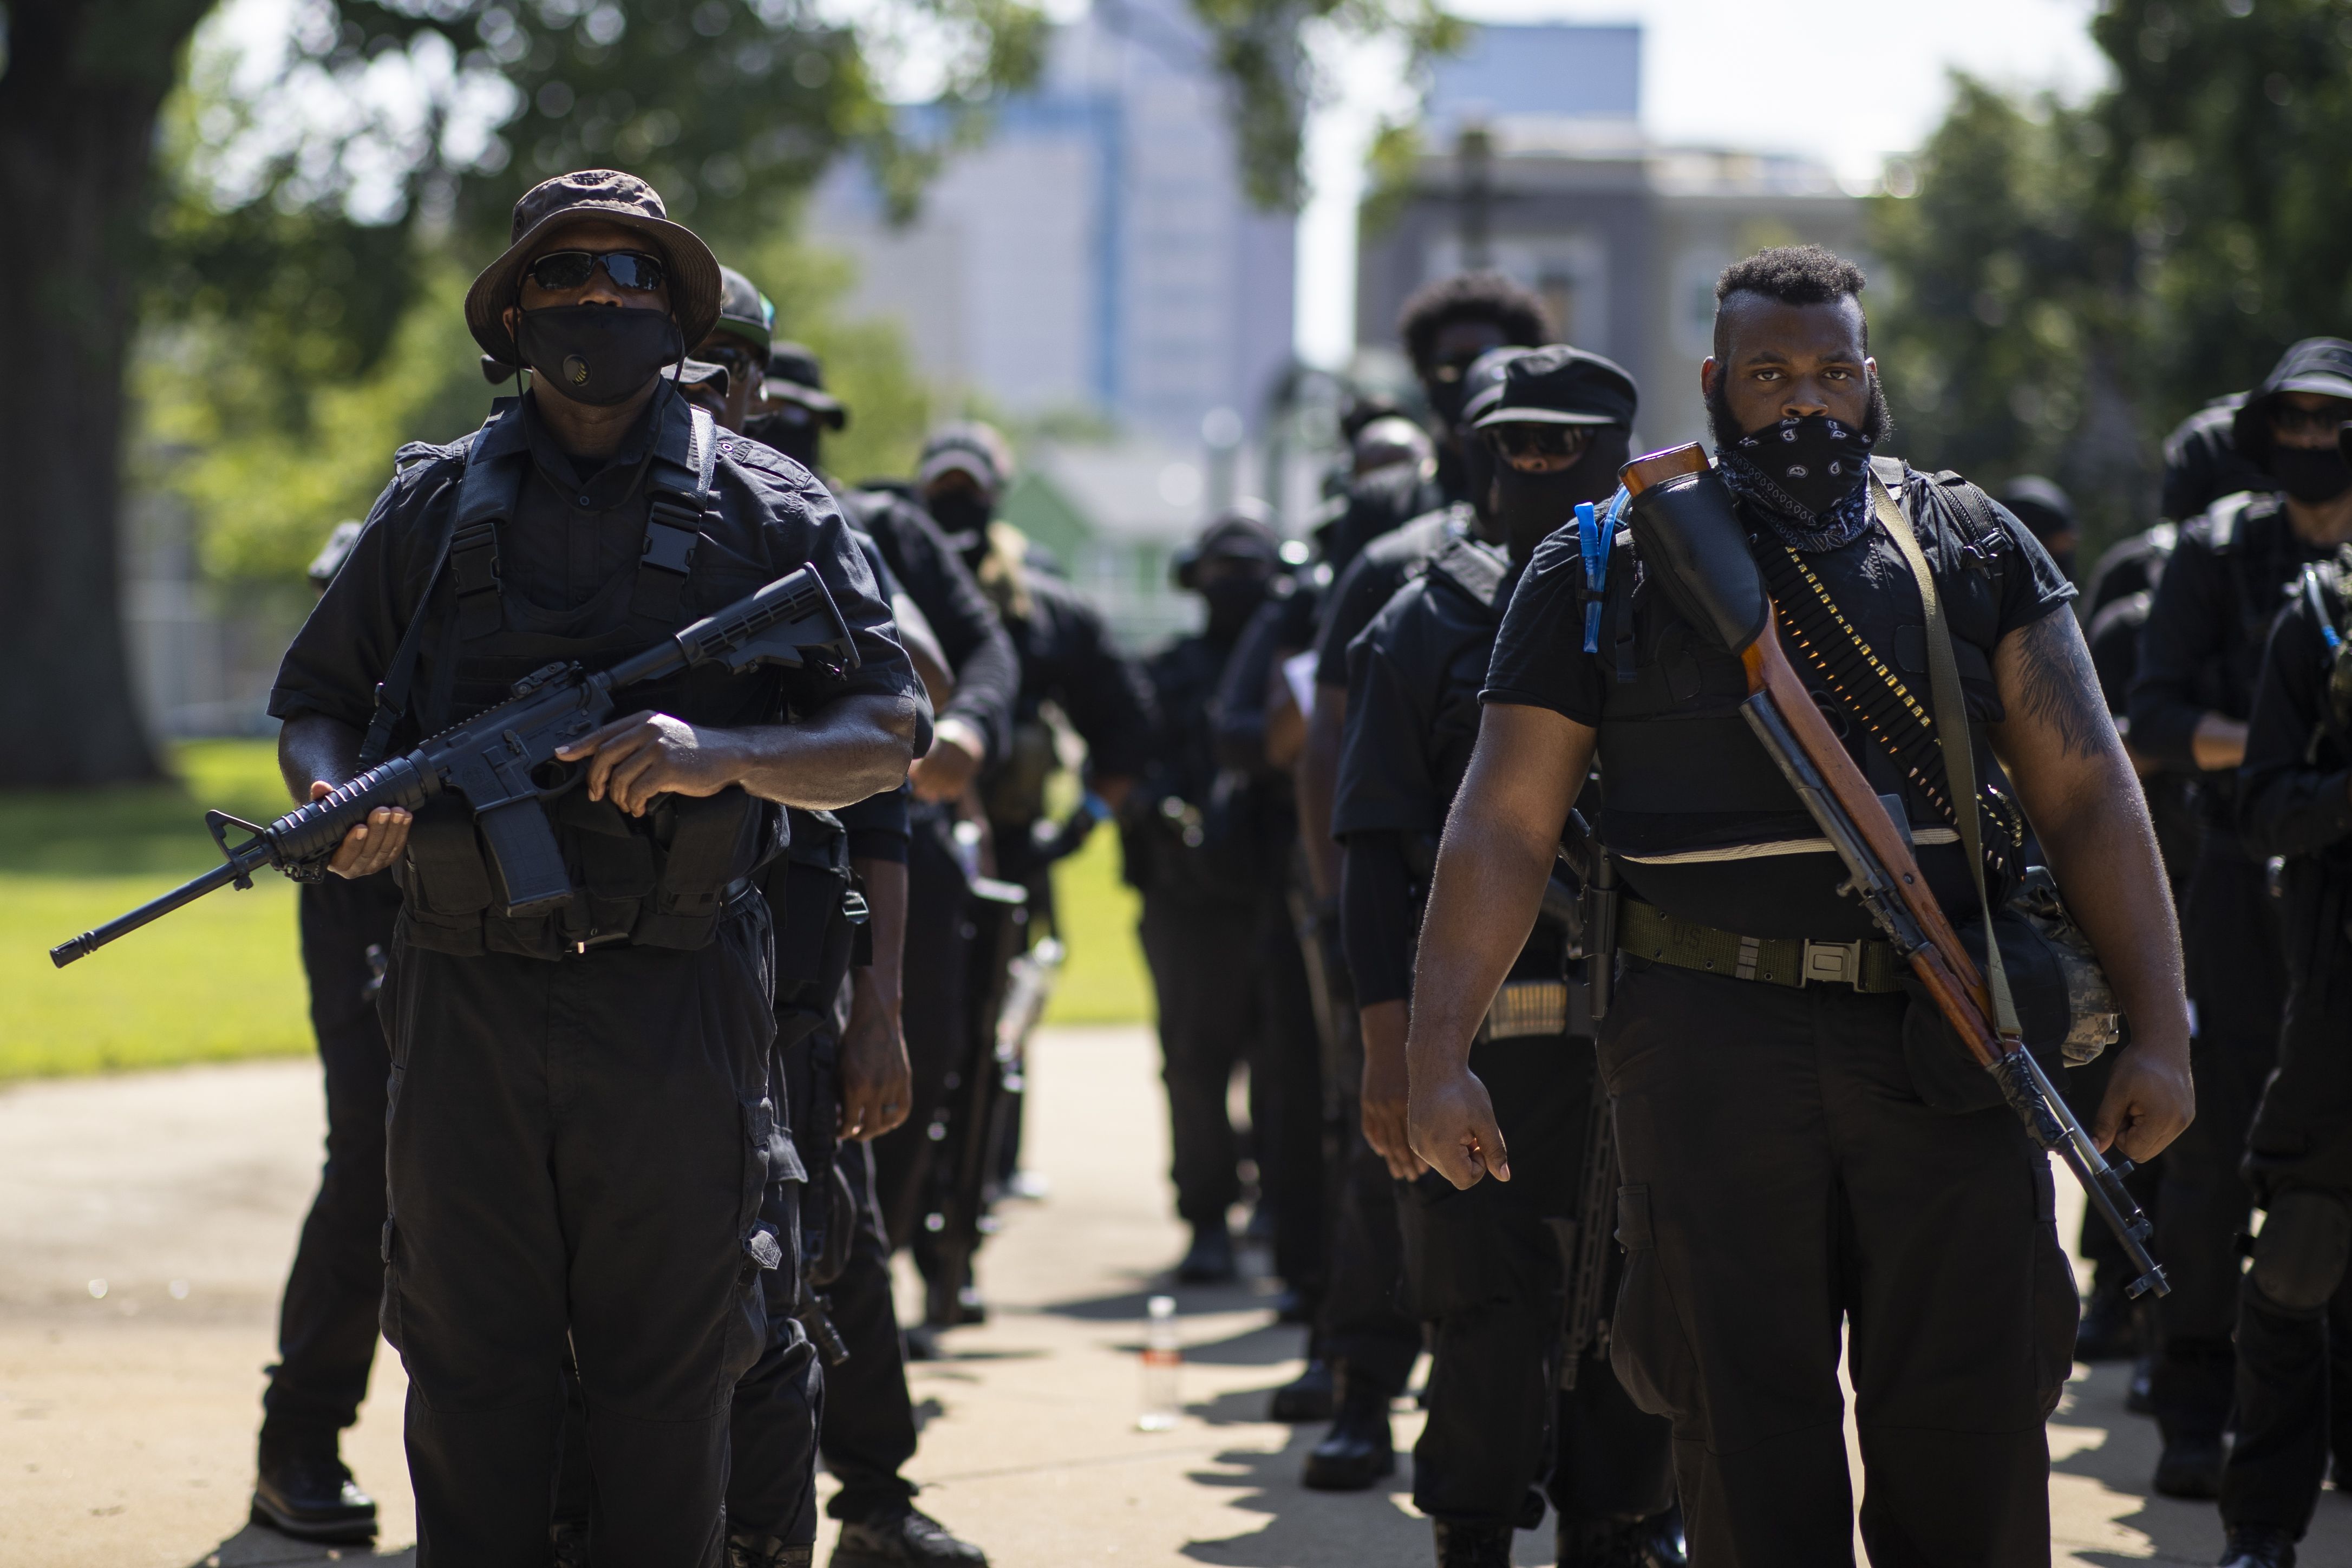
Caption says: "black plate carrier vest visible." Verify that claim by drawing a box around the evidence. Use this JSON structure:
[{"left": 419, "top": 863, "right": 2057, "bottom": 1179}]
[{"left": 395, "top": 396, "right": 785, "bottom": 959}]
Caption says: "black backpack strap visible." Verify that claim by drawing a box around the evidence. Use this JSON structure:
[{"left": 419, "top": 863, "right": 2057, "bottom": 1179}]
[
  {"left": 632, "top": 403, "right": 718, "bottom": 624},
  {"left": 356, "top": 414, "right": 518, "bottom": 765}
]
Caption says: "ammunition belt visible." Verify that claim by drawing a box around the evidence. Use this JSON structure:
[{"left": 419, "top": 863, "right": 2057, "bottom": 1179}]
[
  {"left": 1478, "top": 979, "right": 1571, "bottom": 1042},
  {"left": 1755, "top": 542, "right": 2025, "bottom": 880},
  {"left": 1621, "top": 898, "right": 1904, "bottom": 994}
]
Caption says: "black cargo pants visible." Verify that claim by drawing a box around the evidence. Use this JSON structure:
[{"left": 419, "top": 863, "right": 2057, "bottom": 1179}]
[
  {"left": 2154, "top": 844, "right": 2287, "bottom": 1446},
  {"left": 1601, "top": 959, "right": 2077, "bottom": 1566},
  {"left": 1400, "top": 1033, "right": 1674, "bottom": 1530},
  {"left": 871, "top": 816, "right": 970, "bottom": 1249},
  {"left": 263, "top": 873, "right": 401, "bottom": 1441},
  {"left": 380, "top": 900, "right": 781, "bottom": 1568}
]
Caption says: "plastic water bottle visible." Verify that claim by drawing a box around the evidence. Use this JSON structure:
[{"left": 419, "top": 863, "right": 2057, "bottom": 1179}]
[{"left": 1138, "top": 1295, "right": 1180, "bottom": 1430}]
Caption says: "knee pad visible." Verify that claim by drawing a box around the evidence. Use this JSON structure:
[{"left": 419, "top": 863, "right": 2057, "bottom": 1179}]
[{"left": 2248, "top": 1191, "right": 2352, "bottom": 1315}]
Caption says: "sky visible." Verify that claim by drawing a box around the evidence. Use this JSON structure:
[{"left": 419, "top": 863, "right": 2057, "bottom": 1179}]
[{"left": 1293, "top": 0, "right": 2115, "bottom": 364}]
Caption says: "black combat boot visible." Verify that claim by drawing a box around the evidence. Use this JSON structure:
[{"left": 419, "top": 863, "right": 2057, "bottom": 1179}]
[
  {"left": 250, "top": 1426, "right": 376, "bottom": 1545},
  {"left": 2218, "top": 1525, "right": 2297, "bottom": 1568},
  {"left": 1432, "top": 1520, "right": 1513, "bottom": 1568},
  {"left": 729, "top": 1533, "right": 816, "bottom": 1568},
  {"left": 831, "top": 1503, "right": 989, "bottom": 1567},
  {"left": 1175, "top": 1223, "right": 1237, "bottom": 1284},
  {"left": 1300, "top": 1362, "right": 1394, "bottom": 1491},
  {"left": 1559, "top": 1509, "right": 1689, "bottom": 1567},
  {"left": 1269, "top": 1357, "right": 1335, "bottom": 1422}
]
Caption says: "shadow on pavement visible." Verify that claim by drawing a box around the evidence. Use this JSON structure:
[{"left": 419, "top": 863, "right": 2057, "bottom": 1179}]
[
  {"left": 187, "top": 1524, "right": 414, "bottom": 1567},
  {"left": 1176, "top": 1433, "right": 1429, "bottom": 1568}
]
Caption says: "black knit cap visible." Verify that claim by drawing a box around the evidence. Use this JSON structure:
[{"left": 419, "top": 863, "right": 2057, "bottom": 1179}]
[{"left": 463, "top": 169, "right": 723, "bottom": 365}]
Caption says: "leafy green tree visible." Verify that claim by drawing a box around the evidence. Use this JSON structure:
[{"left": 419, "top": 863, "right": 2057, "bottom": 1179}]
[{"left": 1867, "top": 77, "right": 2154, "bottom": 551}]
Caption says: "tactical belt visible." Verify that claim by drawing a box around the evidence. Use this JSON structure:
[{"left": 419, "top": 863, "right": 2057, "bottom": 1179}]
[
  {"left": 1478, "top": 979, "right": 1571, "bottom": 1042},
  {"left": 1621, "top": 898, "right": 1903, "bottom": 993}
]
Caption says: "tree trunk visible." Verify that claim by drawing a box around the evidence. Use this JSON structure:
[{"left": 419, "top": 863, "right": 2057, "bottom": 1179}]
[{"left": 0, "top": 0, "right": 217, "bottom": 786}]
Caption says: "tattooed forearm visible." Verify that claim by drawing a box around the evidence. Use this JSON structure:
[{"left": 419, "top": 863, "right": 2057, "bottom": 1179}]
[{"left": 1998, "top": 611, "right": 2119, "bottom": 763}]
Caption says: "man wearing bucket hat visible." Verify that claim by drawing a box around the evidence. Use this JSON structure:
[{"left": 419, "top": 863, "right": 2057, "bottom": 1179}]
[{"left": 267, "top": 168, "right": 926, "bottom": 1563}]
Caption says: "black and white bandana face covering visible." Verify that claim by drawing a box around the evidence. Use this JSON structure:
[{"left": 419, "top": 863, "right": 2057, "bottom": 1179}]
[{"left": 1721, "top": 413, "right": 1878, "bottom": 549}]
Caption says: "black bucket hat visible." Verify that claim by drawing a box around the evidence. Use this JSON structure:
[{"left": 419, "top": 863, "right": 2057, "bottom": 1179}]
[{"left": 464, "top": 169, "right": 723, "bottom": 365}]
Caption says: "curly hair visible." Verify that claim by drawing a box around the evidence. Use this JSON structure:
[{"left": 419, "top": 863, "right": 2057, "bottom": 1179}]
[
  {"left": 1712, "top": 245, "right": 1868, "bottom": 361},
  {"left": 1398, "top": 271, "right": 1552, "bottom": 370}
]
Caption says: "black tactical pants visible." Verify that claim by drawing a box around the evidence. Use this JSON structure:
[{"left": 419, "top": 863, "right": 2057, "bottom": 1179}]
[
  {"left": 2222, "top": 1186, "right": 2352, "bottom": 1541},
  {"left": 2155, "top": 845, "right": 2288, "bottom": 1446},
  {"left": 725, "top": 1053, "right": 820, "bottom": 1550},
  {"left": 1602, "top": 960, "right": 2076, "bottom": 1566},
  {"left": 380, "top": 903, "right": 779, "bottom": 1568},
  {"left": 1139, "top": 889, "right": 1266, "bottom": 1228},
  {"left": 872, "top": 819, "right": 969, "bottom": 1249},
  {"left": 1256, "top": 894, "right": 1328, "bottom": 1297},
  {"left": 263, "top": 874, "right": 401, "bottom": 1442},
  {"left": 1401, "top": 1035, "right": 1674, "bottom": 1530},
  {"left": 776, "top": 1022, "right": 925, "bottom": 1523},
  {"left": 1319, "top": 1004, "right": 1421, "bottom": 1399},
  {"left": 820, "top": 1140, "right": 926, "bottom": 1519}
]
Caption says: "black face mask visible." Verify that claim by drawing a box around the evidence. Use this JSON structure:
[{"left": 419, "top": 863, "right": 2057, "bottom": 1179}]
[
  {"left": 2269, "top": 443, "right": 2352, "bottom": 505},
  {"left": 1727, "top": 413, "right": 1875, "bottom": 518},
  {"left": 517, "top": 305, "right": 684, "bottom": 407},
  {"left": 743, "top": 408, "right": 819, "bottom": 470},
  {"left": 1486, "top": 430, "right": 1630, "bottom": 564},
  {"left": 926, "top": 489, "right": 993, "bottom": 541},
  {"left": 1200, "top": 577, "right": 1268, "bottom": 644}
]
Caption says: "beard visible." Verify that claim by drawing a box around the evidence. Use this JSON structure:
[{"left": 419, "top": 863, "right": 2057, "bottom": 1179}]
[{"left": 1707, "top": 369, "right": 1895, "bottom": 452}]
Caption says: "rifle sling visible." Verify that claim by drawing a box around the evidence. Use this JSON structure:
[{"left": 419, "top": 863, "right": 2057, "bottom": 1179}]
[{"left": 1870, "top": 473, "right": 2023, "bottom": 1044}]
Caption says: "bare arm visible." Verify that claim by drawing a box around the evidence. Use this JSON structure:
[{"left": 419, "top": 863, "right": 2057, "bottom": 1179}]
[
  {"left": 1989, "top": 610, "right": 2195, "bottom": 1159},
  {"left": 840, "top": 855, "right": 913, "bottom": 1140},
  {"left": 278, "top": 713, "right": 414, "bottom": 877},
  {"left": 559, "top": 691, "right": 919, "bottom": 814},
  {"left": 1404, "top": 703, "right": 1595, "bottom": 1187}
]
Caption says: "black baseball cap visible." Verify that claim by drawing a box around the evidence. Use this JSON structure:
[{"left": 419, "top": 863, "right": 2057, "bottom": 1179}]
[
  {"left": 762, "top": 341, "right": 846, "bottom": 428},
  {"left": 708, "top": 266, "right": 774, "bottom": 352},
  {"left": 1467, "top": 344, "right": 1638, "bottom": 429}
]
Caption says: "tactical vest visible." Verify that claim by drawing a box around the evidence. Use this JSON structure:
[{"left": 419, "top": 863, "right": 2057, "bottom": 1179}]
[
  {"left": 392, "top": 395, "right": 785, "bottom": 960},
  {"left": 1586, "top": 457, "right": 2025, "bottom": 941}
]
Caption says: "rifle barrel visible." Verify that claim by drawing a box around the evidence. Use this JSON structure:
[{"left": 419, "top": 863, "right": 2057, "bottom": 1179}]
[{"left": 50, "top": 858, "right": 254, "bottom": 968}]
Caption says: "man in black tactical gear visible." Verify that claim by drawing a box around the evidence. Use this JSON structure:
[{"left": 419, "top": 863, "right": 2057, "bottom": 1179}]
[
  {"left": 1995, "top": 475, "right": 2080, "bottom": 585},
  {"left": 2127, "top": 337, "right": 2352, "bottom": 1500},
  {"left": 268, "top": 169, "right": 925, "bottom": 1563},
  {"left": 2225, "top": 522, "right": 2352, "bottom": 1568},
  {"left": 248, "top": 521, "right": 407, "bottom": 1546},
  {"left": 738, "top": 337, "right": 998, "bottom": 1568},
  {"left": 1335, "top": 346, "right": 1681, "bottom": 1567},
  {"left": 1406, "top": 246, "right": 2195, "bottom": 1562},
  {"left": 1283, "top": 345, "right": 1537, "bottom": 1473},
  {"left": 1127, "top": 508, "right": 1290, "bottom": 1284}
]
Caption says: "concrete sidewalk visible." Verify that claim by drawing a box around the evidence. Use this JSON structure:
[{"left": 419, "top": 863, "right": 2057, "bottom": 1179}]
[{"left": 0, "top": 1026, "right": 2345, "bottom": 1566}]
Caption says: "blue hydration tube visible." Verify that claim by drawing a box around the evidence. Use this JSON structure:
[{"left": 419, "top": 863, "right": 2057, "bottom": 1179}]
[{"left": 1577, "top": 486, "right": 1629, "bottom": 654}]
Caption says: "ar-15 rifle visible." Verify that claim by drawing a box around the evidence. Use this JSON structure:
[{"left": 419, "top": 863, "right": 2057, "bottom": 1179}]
[
  {"left": 1620, "top": 444, "right": 2169, "bottom": 1300},
  {"left": 51, "top": 567, "right": 857, "bottom": 967}
]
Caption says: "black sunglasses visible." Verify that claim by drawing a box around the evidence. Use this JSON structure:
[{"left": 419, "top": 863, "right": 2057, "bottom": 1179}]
[
  {"left": 1489, "top": 423, "right": 1593, "bottom": 459},
  {"left": 2271, "top": 401, "right": 2352, "bottom": 436},
  {"left": 525, "top": 249, "right": 668, "bottom": 293}
]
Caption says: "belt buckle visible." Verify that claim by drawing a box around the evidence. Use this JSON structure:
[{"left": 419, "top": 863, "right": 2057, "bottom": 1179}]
[{"left": 1800, "top": 938, "right": 1865, "bottom": 986}]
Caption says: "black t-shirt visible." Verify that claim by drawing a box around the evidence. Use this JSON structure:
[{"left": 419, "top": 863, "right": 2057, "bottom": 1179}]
[
  {"left": 1312, "top": 506, "right": 1469, "bottom": 690},
  {"left": 1009, "top": 567, "right": 1155, "bottom": 779},
  {"left": 271, "top": 391, "right": 921, "bottom": 749},
  {"left": 1484, "top": 463, "right": 2076, "bottom": 939},
  {"left": 1332, "top": 539, "right": 1566, "bottom": 1003},
  {"left": 840, "top": 487, "right": 1018, "bottom": 766}
]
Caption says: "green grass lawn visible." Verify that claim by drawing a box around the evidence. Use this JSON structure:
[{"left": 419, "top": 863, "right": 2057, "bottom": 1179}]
[
  {"left": 1, "top": 740, "right": 310, "bottom": 1079},
  {"left": 0, "top": 739, "right": 1151, "bottom": 1082}
]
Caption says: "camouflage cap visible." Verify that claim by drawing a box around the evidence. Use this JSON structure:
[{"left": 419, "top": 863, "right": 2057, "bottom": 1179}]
[{"left": 463, "top": 169, "right": 722, "bottom": 365}]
